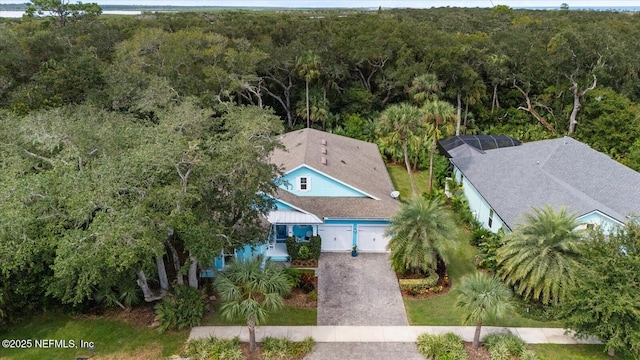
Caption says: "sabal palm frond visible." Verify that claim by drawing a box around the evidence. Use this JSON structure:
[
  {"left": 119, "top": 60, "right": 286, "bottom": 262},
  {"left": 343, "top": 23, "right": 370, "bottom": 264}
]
[
  {"left": 215, "top": 256, "right": 291, "bottom": 351},
  {"left": 454, "top": 273, "right": 513, "bottom": 349}
]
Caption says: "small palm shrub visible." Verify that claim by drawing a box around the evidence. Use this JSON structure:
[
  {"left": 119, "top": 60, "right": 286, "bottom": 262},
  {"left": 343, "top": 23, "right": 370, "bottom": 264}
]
[
  {"left": 282, "top": 268, "right": 302, "bottom": 288},
  {"left": 416, "top": 332, "right": 467, "bottom": 360},
  {"left": 483, "top": 333, "right": 527, "bottom": 358},
  {"left": 262, "top": 336, "right": 315, "bottom": 359},
  {"left": 520, "top": 350, "right": 540, "bottom": 360},
  {"left": 155, "top": 285, "right": 206, "bottom": 333},
  {"left": 185, "top": 336, "right": 243, "bottom": 360}
]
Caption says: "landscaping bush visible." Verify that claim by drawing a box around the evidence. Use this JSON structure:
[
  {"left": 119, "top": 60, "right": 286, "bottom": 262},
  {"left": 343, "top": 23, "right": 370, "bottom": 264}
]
[
  {"left": 185, "top": 336, "right": 243, "bottom": 360},
  {"left": 299, "top": 272, "right": 316, "bottom": 293},
  {"left": 298, "top": 245, "right": 310, "bottom": 260},
  {"left": 262, "top": 336, "right": 315, "bottom": 359},
  {"left": 516, "top": 300, "right": 558, "bottom": 322},
  {"left": 307, "top": 290, "right": 317, "bottom": 302},
  {"left": 416, "top": 332, "right": 467, "bottom": 360},
  {"left": 476, "top": 231, "right": 504, "bottom": 272},
  {"left": 399, "top": 271, "right": 440, "bottom": 294},
  {"left": 483, "top": 333, "right": 527, "bottom": 359},
  {"left": 282, "top": 268, "right": 303, "bottom": 288},
  {"left": 155, "top": 285, "right": 206, "bottom": 333},
  {"left": 471, "top": 226, "right": 494, "bottom": 247},
  {"left": 520, "top": 350, "right": 540, "bottom": 360},
  {"left": 287, "top": 235, "right": 321, "bottom": 260}
]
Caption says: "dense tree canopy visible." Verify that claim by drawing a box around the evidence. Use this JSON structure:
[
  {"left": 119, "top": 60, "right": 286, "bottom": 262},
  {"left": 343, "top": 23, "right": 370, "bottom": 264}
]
[
  {"left": 557, "top": 221, "right": 640, "bottom": 357},
  {"left": 1, "top": 5, "right": 640, "bottom": 321}
]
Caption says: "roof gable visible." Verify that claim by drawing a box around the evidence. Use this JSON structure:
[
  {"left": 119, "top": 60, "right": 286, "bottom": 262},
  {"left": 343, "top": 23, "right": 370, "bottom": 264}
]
[
  {"left": 269, "top": 129, "right": 399, "bottom": 219},
  {"left": 270, "top": 129, "right": 396, "bottom": 201},
  {"left": 280, "top": 165, "right": 374, "bottom": 198}
]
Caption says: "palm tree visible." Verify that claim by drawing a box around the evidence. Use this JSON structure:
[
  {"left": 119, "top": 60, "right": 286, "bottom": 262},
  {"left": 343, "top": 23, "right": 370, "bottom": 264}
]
[
  {"left": 386, "top": 197, "right": 460, "bottom": 275},
  {"left": 496, "top": 206, "right": 583, "bottom": 305},
  {"left": 454, "top": 273, "right": 513, "bottom": 349},
  {"left": 295, "top": 88, "right": 329, "bottom": 130},
  {"left": 214, "top": 256, "right": 291, "bottom": 352},
  {"left": 377, "top": 103, "right": 424, "bottom": 197},
  {"left": 422, "top": 99, "right": 456, "bottom": 193},
  {"left": 409, "top": 73, "right": 443, "bottom": 104},
  {"left": 296, "top": 51, "right": 321, "bottom": 128}
]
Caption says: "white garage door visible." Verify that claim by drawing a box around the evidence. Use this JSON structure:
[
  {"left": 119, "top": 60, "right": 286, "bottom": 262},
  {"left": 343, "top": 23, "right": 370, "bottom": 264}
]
[
  {"left": 318, "top": 225, "right": 353, "bottom": 251},
  {"left": 357, "top": 225, "right": 391, "bottom": 252}
]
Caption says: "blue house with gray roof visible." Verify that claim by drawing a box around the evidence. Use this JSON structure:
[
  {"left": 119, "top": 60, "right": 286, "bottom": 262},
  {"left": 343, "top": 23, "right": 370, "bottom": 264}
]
[{"left": 440, "top": 135, "right": 640, "bottom": 233}]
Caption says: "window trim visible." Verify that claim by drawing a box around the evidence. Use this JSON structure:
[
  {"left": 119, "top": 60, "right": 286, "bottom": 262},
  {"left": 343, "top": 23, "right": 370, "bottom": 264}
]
[
  {"left": 298, "top": 176, "right": 310, "bottom": 192},
  {"left": 488, "top": 209, "right": 494, "bottom": 228}
]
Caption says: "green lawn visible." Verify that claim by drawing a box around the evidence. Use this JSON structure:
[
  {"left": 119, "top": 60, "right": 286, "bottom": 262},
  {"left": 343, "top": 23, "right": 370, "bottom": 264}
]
[
  {"left": 0, "top": 312, "right": 188, "bottom": 360},
  {"left": 531, "top": 344, "right": 634, "bottom": 360},
  {"left": 203, "top": 305, "right": 317, "bottom": 326},
  {"left": 386, "top": 164, "right": 430, "bottom": 199},
  {"left": 388, "top": 164, "right": 561, "bottom": 328}
]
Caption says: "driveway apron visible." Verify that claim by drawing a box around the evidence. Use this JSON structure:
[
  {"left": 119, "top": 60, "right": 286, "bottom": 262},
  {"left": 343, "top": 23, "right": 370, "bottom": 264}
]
[
  {"left": 303, "top": 343, "right": 424, "bottom": 360},
  {"left": 317, "top": 252, "right": 408, "bottom": 326}
]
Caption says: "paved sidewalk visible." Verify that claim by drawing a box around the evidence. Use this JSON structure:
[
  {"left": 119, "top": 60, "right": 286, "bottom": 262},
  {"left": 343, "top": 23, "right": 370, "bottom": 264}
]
[{"left": 189, "top": 325, "right": 600, "bottom": 344}]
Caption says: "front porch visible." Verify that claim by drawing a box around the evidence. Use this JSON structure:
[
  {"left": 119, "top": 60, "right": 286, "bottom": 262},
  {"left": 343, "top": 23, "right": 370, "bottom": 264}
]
[
  {"left": 266, "top": 242, "right": 290, "bottom": 262},
  {"left": 266, "top": 210, "right": 323, "bottom": 263}
]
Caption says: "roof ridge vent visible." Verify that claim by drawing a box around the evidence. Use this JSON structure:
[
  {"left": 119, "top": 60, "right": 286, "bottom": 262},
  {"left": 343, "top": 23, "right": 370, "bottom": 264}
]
[
  {"left": 322, "top": 147, "right": 327, "bottom": 155},
  {"left": 321, "top": 139, "right": 327, "bottom": 146},
  {"left": 321, "top": 156, "right": 327, "bottom": 165}
]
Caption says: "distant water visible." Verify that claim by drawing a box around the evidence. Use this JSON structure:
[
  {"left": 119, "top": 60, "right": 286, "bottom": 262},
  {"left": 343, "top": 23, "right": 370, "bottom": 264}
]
[
  {"left": 1, "top": 7, "right": 639, "bottom": 18},
  {"left": 0, "top": 10, "right": 141, "bottom": 18},
  {"left": 524, "top": 6, "right": 640, "bottom": 11}
]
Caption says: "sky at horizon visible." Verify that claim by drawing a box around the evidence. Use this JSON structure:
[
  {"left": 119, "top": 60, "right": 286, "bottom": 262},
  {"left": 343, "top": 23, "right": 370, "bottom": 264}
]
[{"left": 0, "top": 0, "right": 639, "bottom": 8}]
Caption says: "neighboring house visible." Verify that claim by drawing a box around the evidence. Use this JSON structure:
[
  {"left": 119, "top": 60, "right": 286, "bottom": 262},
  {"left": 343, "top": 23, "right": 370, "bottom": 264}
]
[
  {"left": 202, "top": 128, "right": 400, "bottom": 276},
  {"left": 439, "top": 135, "right": 640, "bottom": 233}
]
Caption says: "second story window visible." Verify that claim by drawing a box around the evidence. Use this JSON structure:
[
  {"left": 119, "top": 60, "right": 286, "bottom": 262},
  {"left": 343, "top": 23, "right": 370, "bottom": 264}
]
[{"left": 299, "top": 177, "right": 310, "bottom": 191}]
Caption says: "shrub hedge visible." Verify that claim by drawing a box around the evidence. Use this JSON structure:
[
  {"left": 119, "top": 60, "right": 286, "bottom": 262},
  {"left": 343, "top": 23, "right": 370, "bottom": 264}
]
[
  {"left": 286, "top": 236, "right": 321, "bottom": 260},
  {"left": 155, "top": 285, "right": 206, "bottom": 333},
  {"left": 398, "top": 272, "right": 439, "bottom": 293},
  {"left": 185, "top": 336, "right": 243, "bottom": 360},
  {"left": 416, "top": 332, "right": 467, "bottom": 360}
]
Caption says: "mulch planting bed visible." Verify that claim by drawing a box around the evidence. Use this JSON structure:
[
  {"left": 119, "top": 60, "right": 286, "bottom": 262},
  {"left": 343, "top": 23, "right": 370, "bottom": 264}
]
[
  {"left": 284, "top": 287, "right": 317, "bottom": 308},
  {"left": 464, "top": 342, "right": 492, "bottom": 360},
  {"left": 290, "top": 259, "right": 318, "bottom": 268}
]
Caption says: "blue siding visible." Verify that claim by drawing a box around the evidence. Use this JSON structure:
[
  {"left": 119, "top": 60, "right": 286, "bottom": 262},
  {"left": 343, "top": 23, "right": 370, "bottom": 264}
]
[
  {"left": 577, "top": 212, "right": 620, "bottom": 234},
  {"left": 454, "top": 166, "right": 508, "bottom": 233},
  {"left": 278, "top": 166, "right": 367, "bottom": 197},
  {"left": 274, "top": 199, "right": 295, "bottom": 210},
  {"left": 323, "top": 219, "right": 390, "bottom": 247}
]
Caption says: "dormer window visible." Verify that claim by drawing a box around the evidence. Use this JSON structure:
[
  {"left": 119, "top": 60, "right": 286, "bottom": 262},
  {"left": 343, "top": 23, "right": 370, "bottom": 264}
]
[{"left": 298, "top": 176, "right": 310, "bottom": 191}]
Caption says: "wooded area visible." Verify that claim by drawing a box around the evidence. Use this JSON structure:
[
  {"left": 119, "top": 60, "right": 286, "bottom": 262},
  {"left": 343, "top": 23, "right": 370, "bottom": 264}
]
[{"left": 1, "top": 6, "right": 640, "bottom": 323}]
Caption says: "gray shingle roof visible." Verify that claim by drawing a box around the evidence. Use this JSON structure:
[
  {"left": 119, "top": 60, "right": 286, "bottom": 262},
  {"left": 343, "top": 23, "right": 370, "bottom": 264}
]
[
  {"left": 451, "top": 137, "right": 640, "bottom": 228},
  {"left": 269, "top": 129, "right": 399, "bottom": 219}
]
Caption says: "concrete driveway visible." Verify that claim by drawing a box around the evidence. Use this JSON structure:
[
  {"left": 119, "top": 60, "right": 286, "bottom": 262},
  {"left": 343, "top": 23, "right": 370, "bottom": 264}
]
[{"left": 317, "top": 252, "right": 408, "bottom": 326}]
